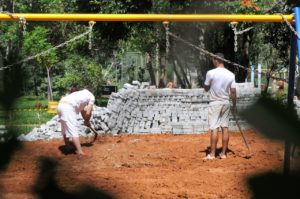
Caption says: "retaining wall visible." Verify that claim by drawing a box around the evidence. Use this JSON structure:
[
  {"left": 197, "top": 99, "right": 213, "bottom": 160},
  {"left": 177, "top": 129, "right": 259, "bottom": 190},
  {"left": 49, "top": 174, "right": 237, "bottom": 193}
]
[
  {"left": 105, "top": 82, "right": 261, "bottom": 135},
  {"left": 19, "top": 82, "right": 266, "bottom": 141}
]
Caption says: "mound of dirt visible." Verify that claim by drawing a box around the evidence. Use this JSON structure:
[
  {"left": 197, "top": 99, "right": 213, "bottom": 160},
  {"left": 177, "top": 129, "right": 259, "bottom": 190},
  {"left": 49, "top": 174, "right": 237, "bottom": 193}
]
[{"left": 1, "top": 130, "right": 298, "bottom": 199}]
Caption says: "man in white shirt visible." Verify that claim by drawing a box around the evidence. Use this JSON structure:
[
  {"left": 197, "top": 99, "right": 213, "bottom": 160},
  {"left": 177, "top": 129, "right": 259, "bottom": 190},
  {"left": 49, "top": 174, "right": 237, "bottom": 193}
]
[
  {"left": 57, "top": 88, "right": 95, "bottom": 156},
  {"left": 203, "top": 53, "right": 237, "bottom": 160}
]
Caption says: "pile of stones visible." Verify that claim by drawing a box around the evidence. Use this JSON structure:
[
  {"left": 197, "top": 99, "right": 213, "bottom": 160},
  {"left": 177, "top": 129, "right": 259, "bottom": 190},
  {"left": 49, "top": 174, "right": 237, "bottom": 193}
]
[{"left": 18, "top": 106, "right": 110, "bottom": 141}]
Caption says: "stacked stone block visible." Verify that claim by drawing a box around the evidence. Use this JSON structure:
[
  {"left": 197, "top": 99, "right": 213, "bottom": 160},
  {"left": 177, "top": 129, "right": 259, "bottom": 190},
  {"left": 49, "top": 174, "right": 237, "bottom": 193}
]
[
  {"left": 18, "top": 106, "right": 111, "bottom": 141},
  {"left": 106, "top": 82, "right": 261, "bottom": 134}
]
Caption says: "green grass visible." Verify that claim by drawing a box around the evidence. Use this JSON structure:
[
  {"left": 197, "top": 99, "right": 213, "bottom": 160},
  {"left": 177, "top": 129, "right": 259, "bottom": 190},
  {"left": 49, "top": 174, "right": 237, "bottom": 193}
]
[
  {"left": 0, "top": 95, "right": 109, "bottom": 136},
  {"left": 0, "top": 96, "right": 55, "bottom": 135},
  {"left": 13, "top": 96, "right": 49, "bottom": 109}
]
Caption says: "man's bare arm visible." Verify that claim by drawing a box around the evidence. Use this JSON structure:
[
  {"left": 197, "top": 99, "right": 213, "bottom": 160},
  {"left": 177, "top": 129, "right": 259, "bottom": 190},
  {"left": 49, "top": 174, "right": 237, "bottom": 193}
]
[
  {"left": 204, "top": 84, "right": 210, "bottom": 92},
  {"left": 81, "top": 104, "right": 93, "bottom": 126}
]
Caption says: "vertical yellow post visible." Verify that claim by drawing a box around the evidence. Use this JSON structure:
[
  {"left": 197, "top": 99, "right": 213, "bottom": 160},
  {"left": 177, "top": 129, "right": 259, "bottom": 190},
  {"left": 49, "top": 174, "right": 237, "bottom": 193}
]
[{"left": 47, "top": 101, "right": 58, "bottom": 114}]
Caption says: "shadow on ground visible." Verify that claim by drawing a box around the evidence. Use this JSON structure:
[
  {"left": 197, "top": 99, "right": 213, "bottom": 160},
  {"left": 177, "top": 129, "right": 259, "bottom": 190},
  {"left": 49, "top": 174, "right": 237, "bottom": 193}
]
[
  {"left": 33, "top": 157, "right": 115, "bottom": 199},
  {"left": 58, "top": 142, "right": 94, "bottom": 155}
]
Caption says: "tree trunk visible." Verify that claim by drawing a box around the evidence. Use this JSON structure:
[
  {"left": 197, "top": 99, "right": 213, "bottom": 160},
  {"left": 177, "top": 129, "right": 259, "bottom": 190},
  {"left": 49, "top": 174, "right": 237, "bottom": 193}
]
[
  {"left": 173, "top": 52, "right": 191, "bottom": 88},
  {"left": 197, "top": 27, "right": 209, "bottom": 87},
  {"left": 223, "top": 23, "right": 235, "bottom": 73},
  {"left": 155, "top": 42, "right": 167, "bottom": 88},
  {"left": 34, "top": 76, "right": 38, "bottom": 96},
  {"left": 145, "top": 52, "right": 156, "bottom": 85},
  {"left": 237, "top": 32, "right": 252, "bottom": 83},
  {"left": 0, "top": 53, "right": 3, "bottom": 93},
  {"left": 158, "top": 61, "right": 166, "bottom": 88},
  {"left": 155, "top": 42, "right": 160, "bottom": 87},
  {"left": 171, "top": 59, "right": 185, "bottom": 88},
  {"left": 12, "top": 0, "right": 15, "bottom": 12},
  {"left": 46, "top": 67, "right": 53, "bottom": 101}
]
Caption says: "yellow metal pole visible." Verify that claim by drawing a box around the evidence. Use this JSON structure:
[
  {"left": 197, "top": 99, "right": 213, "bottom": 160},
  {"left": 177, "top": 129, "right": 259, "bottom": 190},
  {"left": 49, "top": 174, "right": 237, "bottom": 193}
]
[{"left": 0, "top": 13, "right": 294, "bottom": 22}]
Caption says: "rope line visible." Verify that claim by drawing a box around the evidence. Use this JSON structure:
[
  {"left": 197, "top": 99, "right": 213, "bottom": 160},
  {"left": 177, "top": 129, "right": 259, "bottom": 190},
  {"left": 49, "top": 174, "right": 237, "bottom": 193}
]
[
  {"left": 0, "top": 11, "right": 14, "bottom": 17},
  {"left": 0, "top": 28, "right": 92, "bottom": 71},
  {"left": 279, "top": 13, "right": 300, "bottom": 40},
  {"left": 168, "top": 31, "right": 288, "bottom": 82},
  {"left": 263, "top": 0, "right": 285, "bottom": 14},
  {"left": 163, "top": 21, "right": 170, "bottom": 58}
]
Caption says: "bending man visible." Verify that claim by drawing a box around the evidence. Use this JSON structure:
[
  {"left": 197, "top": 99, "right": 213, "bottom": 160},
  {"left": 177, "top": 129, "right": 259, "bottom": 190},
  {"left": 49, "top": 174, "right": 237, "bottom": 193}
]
[
  {"left": 57, "top": 88, "right": 95, "bottom": 156},
  {"left": 203, "top": 53, "right": 237, "bottom": 160}
]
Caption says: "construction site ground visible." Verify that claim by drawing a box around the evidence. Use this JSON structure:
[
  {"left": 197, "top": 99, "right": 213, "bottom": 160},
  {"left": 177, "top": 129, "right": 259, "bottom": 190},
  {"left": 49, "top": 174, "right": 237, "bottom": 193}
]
[{"left": 1, "top": 129, "right": 299, "bottom": 199}]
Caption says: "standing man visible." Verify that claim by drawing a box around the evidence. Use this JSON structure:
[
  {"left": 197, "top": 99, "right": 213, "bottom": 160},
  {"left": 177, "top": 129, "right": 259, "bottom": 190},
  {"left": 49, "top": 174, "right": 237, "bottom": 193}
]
[
  {"left": 57, "top": 88, "right": 95, "bottom": 156},
  {"left": 203, "top": 53, "right": 237, "bottom": 160}
]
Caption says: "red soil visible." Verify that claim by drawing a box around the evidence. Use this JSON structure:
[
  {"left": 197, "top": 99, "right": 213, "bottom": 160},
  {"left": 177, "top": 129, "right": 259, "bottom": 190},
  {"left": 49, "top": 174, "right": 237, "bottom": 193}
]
[{"left": 0, "top": 129, "right": 297, "bottom": 199}]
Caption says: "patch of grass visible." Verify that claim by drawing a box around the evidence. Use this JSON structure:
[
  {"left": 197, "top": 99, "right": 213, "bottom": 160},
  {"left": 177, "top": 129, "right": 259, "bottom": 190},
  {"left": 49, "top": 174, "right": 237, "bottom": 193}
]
[
  {"left": 13, "top": 96, "right": 49, "bottom": 110},
  {"left": 2, "top": 111, "right": 54, "bottom": 125},
  {"left": 0, "top": 96, "right": 55, "bottom": 136}
]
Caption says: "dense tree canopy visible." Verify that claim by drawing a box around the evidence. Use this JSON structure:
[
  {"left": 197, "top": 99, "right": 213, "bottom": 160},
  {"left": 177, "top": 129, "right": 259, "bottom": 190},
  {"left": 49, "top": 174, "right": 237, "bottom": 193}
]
[{"left": 0, "top": 0, "right": 298, "bottom": 101}]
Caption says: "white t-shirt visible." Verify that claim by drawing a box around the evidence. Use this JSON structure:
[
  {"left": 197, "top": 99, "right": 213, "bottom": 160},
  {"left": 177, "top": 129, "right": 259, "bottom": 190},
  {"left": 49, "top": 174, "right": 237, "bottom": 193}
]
[
  {"left": 204, "top": 67, "right": 236, "bottom": 103},
  {"left": 61, "top": 89, "right": 95, "bottom": 113}
]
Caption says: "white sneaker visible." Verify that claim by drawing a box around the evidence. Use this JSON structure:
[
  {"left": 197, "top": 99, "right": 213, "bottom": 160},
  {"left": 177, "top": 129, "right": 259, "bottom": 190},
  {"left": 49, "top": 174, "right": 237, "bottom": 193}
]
[
  {"left": 219, "top": 153, "right": 227, "bottom": 159},
  {"left": 203, "top": 154, "right": 215, "bottom": 160}
]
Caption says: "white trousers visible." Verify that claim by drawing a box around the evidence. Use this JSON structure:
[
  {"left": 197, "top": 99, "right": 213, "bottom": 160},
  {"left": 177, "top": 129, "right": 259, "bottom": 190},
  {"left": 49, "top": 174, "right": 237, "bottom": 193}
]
[{"left": 57, "top": 103, "right": 79, "bottom": 138}]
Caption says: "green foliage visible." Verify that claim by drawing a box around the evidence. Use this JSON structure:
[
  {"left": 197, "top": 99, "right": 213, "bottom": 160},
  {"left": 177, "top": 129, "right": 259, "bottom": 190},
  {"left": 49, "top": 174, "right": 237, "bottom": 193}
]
[
  {"left": 0, "top": 0, "right": 297, "bottom": 97},
  {"left": 86, "top": 0, "right": 152, "bottom": 13},
  {"left": 56, "top": 55, "right": 104, "bottom": 97},
  {"left": 0, "top": 22, "right": 19, "bottom": 46},
  {"left": 22, "top": 26, "right": 58, "bottom": 67},
  {"left": 21, "top": 26, "right": 58, "bottom": 100}
]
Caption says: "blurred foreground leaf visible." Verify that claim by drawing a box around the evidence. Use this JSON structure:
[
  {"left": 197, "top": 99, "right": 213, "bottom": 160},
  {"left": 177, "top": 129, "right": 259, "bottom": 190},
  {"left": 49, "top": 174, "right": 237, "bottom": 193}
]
[
  {"left": 248, "top": 172, "right": 300, "bottom": 199},
  {"left": 241, "top": 96, "right": 300, "bottom": 143},
  {"left": 34, "top": 157, "right": 115, "bottom": 199},
  {"left": 0, "top": 130, "right": 22, "bottom": 171}
]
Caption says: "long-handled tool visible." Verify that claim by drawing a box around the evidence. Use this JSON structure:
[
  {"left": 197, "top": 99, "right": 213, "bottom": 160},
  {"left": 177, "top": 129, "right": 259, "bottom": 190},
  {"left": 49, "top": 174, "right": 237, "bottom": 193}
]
[
  {"left": 84, "top": 122, "right": 98, "bottom": 143},
  {"left": 88, "top": 125, "right": 98, "bottom": 143},
  {"left": 231, "top": 108, "right": 252, "bottom": 159}
]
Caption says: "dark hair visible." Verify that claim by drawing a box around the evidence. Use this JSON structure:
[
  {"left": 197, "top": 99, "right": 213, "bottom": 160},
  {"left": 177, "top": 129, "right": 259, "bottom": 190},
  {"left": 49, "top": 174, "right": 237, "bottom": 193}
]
[
  {"left": 69, "top": 84, "right": 78, "bottom": 93},
  {"left": 213, "top": 53, "right": 225, "bottom": 63}
]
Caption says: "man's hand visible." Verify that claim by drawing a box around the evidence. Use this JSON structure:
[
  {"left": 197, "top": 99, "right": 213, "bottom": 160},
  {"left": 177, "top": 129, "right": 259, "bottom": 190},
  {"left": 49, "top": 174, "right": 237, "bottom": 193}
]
[
  {"left": 84, "top": 120, "right": 91, "bottom": 127},
  {"left": 81, "top": 104, "right": 93, "bottom": 125}
]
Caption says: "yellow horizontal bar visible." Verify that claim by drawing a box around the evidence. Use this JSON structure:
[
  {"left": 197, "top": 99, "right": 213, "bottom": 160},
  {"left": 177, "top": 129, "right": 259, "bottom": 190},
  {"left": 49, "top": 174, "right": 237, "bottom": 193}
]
[{"left": 0, "top": 13, "right": 294, "bottom": 23}]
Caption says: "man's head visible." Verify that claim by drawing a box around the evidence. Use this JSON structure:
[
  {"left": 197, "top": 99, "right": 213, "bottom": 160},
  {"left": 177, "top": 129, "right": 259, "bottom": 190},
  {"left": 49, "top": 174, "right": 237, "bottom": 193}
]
[
  {"left": 212, "top": 53, "right": 224, "bottom": 67},
  {"left": 69, "top": 84, "right": 78, "bottom": 93}
]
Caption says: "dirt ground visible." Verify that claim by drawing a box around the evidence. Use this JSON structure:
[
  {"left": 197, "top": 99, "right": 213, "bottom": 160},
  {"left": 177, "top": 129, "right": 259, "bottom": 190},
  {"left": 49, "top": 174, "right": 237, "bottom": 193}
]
[{"left": 0, "top": 129, "right": 299, "bottom": 199}]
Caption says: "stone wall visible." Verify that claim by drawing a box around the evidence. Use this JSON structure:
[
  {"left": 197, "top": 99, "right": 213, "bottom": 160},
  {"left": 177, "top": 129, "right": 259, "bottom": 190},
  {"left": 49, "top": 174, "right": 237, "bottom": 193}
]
[{"left": 106, "top": 82, "right": 261, "bottom": 135}]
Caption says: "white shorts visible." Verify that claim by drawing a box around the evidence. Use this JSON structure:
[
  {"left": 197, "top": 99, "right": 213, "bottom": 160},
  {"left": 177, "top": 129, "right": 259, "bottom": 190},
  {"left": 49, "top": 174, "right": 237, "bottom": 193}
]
[
  {"left": 208, "top": 102, "right": 230, "bottom": 130},
  {"left": 57, "top": 103, "right": 79, "bottom": 138}
]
